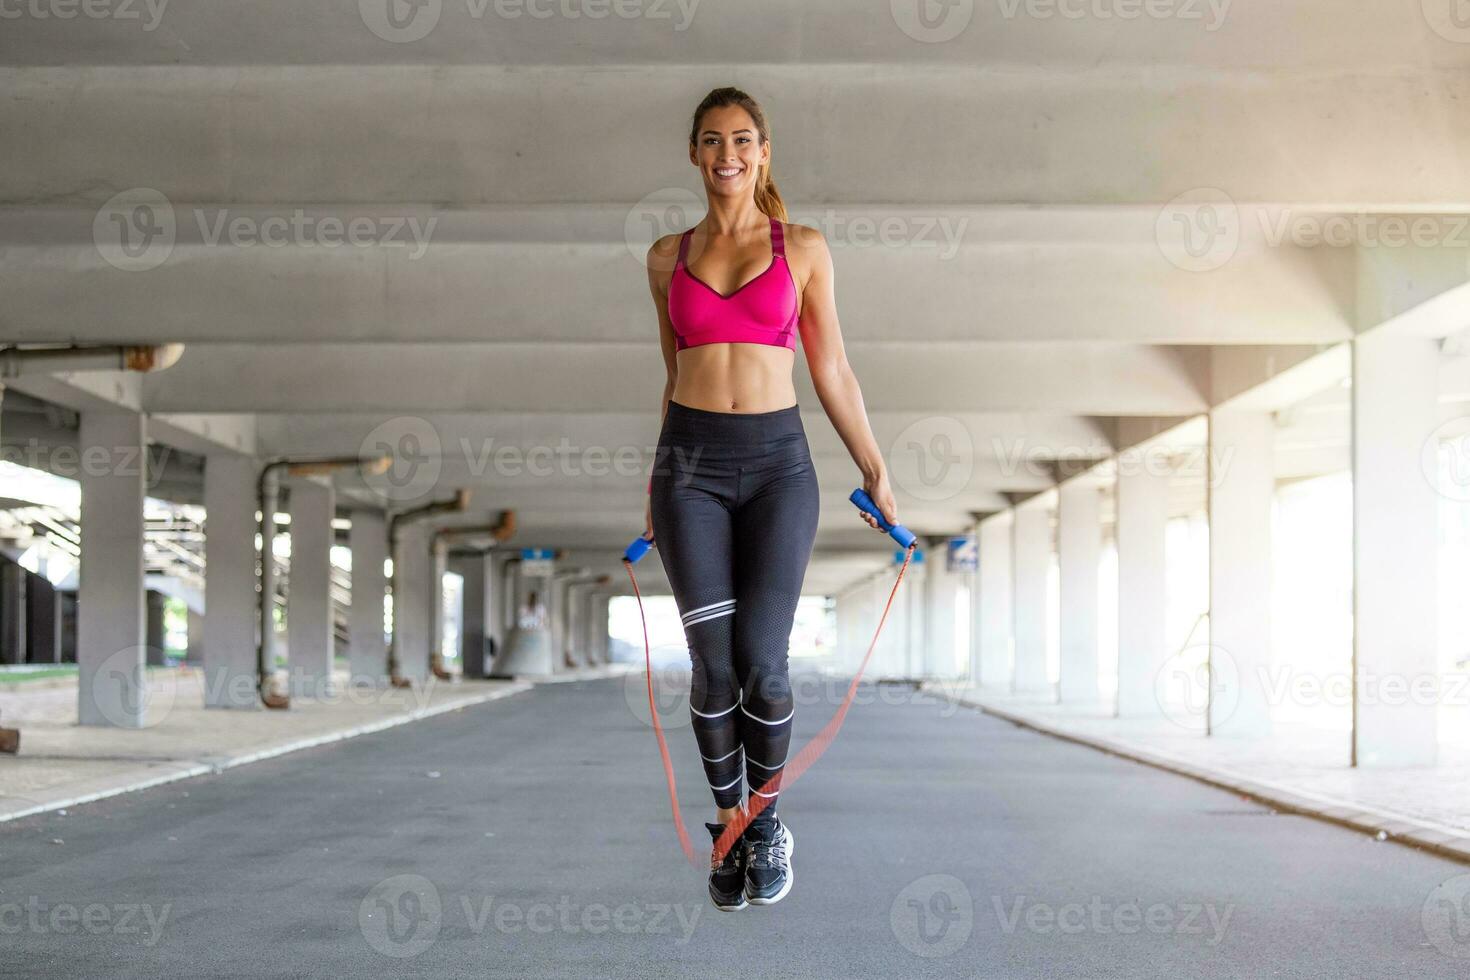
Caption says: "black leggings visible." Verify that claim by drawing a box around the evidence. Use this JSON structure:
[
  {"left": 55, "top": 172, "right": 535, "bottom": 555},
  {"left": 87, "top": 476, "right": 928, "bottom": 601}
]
[{"left": 649, "top": 399, "right": 820, "bottom": 815}]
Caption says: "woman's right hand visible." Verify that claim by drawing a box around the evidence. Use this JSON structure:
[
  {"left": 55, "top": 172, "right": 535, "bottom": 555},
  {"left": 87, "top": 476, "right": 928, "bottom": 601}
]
[{"left": 643, "top": 495, "right": 656, "bottom": 548}]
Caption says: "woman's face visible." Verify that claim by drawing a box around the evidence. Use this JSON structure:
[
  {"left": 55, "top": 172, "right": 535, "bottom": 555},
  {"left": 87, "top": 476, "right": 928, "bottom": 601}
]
[{"left": 690, "top": 104, "right": 768, "bottom": 202}]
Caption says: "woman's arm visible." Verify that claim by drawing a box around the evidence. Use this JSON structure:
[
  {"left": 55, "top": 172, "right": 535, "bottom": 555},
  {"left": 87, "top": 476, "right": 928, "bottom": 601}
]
[
  {"left": 790, "top": 223, "right": 900, "bottom": 531},
  {"left": 641, "top": 233, "right": 682, "bottom": 539}
]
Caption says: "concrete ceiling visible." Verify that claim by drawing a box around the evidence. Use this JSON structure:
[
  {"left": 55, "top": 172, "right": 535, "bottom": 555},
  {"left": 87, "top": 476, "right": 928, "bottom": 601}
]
[{"left": 5, "top": 2, "right": 1470, "bottom": 596}]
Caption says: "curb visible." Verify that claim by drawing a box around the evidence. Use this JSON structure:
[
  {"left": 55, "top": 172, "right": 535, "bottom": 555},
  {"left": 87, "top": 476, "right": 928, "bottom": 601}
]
[
  {"left": 926, "top": 684, "right": 1470, "bottom": 868},
  {"left": 0, "top": 680, "right": 536, "bottom": 826}
]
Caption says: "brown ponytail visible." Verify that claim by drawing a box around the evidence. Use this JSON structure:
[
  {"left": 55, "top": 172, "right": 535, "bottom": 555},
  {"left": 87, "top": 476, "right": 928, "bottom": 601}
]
[{"left": 689, "top": 87, "right": 788, "bottom": 224}]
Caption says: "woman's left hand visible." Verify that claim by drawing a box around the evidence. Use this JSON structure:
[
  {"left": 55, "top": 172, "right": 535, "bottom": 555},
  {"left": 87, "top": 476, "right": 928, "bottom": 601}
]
[{"left": 859, "top": 472, "right": 899, "bottom": 531}]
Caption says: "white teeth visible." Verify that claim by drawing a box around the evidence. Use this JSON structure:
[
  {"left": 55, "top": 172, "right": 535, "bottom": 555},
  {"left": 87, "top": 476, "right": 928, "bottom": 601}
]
[{"left": 716, "top": 168, "right": 741, "bottom": 177}]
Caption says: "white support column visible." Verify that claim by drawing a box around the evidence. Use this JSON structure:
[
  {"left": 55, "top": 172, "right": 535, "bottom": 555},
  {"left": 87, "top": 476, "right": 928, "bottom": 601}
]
[
  {"left": 1208, "top": 410, "right": 1275, "bottom": 738},
  {"left": 348, "top": 508, "right": 388, "bottom": 684},
  {"left": 286, "top": 476, "right": 334, "bottom": 698},
  {"left": 77, "top": 410, "right": 147, "bottom": 728},
  {"left": 922, "top": 538, "right": 960, "bottom": 679},
  {"left": 203, "top": 453, "right": 260, "bottom": 708},
  {"left": 1011, "top": 500, "right": 1052, "bottom": 696},
  {"left": 903, "top": 557, "right": 926, "bottom": 679},
  {"left": 1116, "top": 459, "right": 1170, "bottom": 718},
  {"left": 1352, "top": 333, "right": 1440, "bottom": 767},
  {"left": 1058, "top": 481, "right": 1102, "bottom": 704},
  {"left": 977, "top": 514, "right": 1013, "bottom": 690},
  {"left": 454, "top": 552, "right": 490, "bottom": 678},
  {"left": 393, "top": 523, "right": 432, "bottom": 686}
]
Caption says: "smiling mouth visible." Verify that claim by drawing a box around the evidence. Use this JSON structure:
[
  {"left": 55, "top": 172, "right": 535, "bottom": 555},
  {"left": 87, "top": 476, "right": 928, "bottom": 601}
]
[{"left": 714, "top": 167, "right": 743, "bottom": 179}]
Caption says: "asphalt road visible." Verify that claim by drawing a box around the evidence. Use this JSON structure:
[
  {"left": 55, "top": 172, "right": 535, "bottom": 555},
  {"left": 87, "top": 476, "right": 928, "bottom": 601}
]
[{"left": 2, "top": 674, "right": 1466, "bottom": 978}]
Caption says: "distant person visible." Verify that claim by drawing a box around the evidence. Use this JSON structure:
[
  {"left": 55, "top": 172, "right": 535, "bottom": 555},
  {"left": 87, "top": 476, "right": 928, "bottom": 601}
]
[{"left": 517, "top": 590, "right": 547, "bottom": 631}]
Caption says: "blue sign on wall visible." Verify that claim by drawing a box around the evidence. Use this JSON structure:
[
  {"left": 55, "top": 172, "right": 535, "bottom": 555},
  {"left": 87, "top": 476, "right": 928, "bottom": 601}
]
[{"left": 947, "top": 535, "right": 978, "bottom": 572}]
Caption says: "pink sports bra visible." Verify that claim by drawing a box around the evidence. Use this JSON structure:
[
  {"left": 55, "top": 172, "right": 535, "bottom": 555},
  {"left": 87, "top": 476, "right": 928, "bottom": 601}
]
[{"left": 667, "top": 216, "right": 799, "bottom": 352}]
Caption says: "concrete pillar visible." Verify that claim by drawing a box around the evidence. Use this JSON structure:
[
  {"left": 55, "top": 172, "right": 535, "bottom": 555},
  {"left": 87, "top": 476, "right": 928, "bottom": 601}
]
[
  {"left": 204, "top": 453, "right": 259, "bottom": 709},
  {"left": 145, "top": 590, "right": 167, "bottom": 666},
  {"left": 1116, "top": 458, "right": 1170, "bottom": 718},
  {"left": 1058, "top": 481, "right": 1102, "bottom": 704},
  {"left": 393, "top": 522, "right": 433, "bottom": 686},
  {"left": 453, "top": 551, "right": 489, "bottom": 678},
  {"left": 348, "top": 508, "right": 388, "bottom": 683},
  {"left": 977, "top": 514, "right": 1013, "bottom": 689},
  {"left": 184, "top": 607, "right": 204, "bottom": 665},
  {"left": 922, "top": 538, "right": 960, "bottom": 678},
  {"left": 1208, "top": 410, "right": 1275, "bottom": 737},
  {"left": 0, "top": 562, "right": 24, "bottom": 665},
  {"left": 1011, "top": 500, "right": 1052, "bottom": 696},
  {"left": 286, "top": 477, "right": 335, "bottom": 697},
  {"left": 77, "top": 410, "right": 147, "bottom": 728},
  {"left": 1352, "top": 334, "right": 1439, "bottom": 766},
  {"left": 589, "top": 591, "right": 610, "bottom": 664},
  {"left": 902, "top": 557, "right": 926, "bottom": 679},
  {"left": 486, "top": 552, "right": 510, "bottom": 660}
]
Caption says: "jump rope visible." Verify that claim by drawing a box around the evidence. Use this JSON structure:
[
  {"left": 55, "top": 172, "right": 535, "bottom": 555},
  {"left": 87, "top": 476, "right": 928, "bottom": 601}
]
[{"left": 622, "top": 488, "right": 918, "bottom": 868}]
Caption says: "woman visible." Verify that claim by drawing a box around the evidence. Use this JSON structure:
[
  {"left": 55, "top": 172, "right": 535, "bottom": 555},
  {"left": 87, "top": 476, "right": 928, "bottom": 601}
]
[{"left": 640, "top": 87, "right": 899, "bottom": 911}]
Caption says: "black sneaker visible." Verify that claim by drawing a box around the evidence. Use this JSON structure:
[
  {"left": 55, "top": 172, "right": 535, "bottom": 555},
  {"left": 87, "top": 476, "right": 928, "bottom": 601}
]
[
  {"left": 705, "top": 822, "right": 748, "bottom": 911},
  {"left": 742, "top": 812, "right": 794, "bottom": 905}
]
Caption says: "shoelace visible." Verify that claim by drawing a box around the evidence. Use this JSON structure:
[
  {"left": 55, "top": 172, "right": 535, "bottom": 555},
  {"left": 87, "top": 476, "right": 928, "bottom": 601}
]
[{"left": 746, "top": 826, "right": 787, "bottom": 870}]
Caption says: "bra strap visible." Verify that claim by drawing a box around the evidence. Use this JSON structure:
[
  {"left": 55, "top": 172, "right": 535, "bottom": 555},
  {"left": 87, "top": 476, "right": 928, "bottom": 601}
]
[
  {"left": 769, "top": 216, "right": 785, "bottom": 258},
  {"left": 676, "top": 228, "right": 691, "bottom": 269}
]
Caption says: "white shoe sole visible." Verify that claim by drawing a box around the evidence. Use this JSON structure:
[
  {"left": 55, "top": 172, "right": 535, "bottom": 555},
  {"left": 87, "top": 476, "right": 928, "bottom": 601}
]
[{"left": 745, "top": 826, "right": 794, "bottom": 906}]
